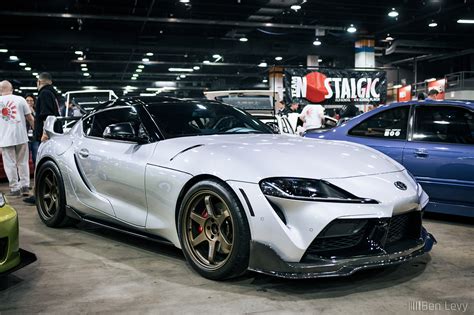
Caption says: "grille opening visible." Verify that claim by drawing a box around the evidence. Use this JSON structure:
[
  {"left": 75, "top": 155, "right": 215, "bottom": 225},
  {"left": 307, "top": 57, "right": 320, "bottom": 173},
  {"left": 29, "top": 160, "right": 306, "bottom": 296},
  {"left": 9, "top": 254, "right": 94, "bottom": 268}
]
[
  {"left": 268, "top": 200, "right": 287, "bottom": 225},
  {"left": 0, "top": 237, "right": 8, "bottom": 261}
]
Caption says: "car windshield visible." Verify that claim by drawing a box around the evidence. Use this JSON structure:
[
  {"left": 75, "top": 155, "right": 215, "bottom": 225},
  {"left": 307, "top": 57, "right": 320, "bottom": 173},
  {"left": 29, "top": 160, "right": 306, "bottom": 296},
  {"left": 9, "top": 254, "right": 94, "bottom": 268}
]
[{"left": 145, "top": 101, "right": 273, "bottom": 138}]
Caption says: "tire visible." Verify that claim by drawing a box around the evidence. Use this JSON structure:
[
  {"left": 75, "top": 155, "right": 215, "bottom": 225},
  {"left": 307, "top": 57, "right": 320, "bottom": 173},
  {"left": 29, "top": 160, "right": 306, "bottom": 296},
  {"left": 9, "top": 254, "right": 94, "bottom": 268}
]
[
  {"left": 35, "top": 160, "right": 73, "bottom": 227},
  {"left": 178, "top": 179, "right": 251, "bottom": 280}
]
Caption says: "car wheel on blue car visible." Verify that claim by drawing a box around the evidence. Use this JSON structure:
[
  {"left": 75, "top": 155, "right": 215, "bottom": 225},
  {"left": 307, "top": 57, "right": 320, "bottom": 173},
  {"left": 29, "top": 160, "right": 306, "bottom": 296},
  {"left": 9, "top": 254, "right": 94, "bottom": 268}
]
[
  {"left": 178, "top": 179, "right": 251, "bottom": 280},
  {"left": 35, "top": 161, "right": 73, "bottom": 228}
]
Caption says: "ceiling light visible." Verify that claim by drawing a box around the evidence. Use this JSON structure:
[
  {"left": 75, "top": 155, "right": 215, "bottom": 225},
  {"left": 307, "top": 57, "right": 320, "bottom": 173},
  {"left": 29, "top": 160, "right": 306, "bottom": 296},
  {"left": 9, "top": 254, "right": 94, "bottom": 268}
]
[
  {"left": 19, "top": 87, "right": 37, "bottom": 90},
  {"left": 180, "top": 74, "right": 186, "bottom": 78},
  {"left": 136, "top": 69, "right": 143, "bottom": 72},
  {"left": 203, "top": 60, "right": 211, "bottom": 64},
  {"left": 179, "top": 0, "right": 190, "bottom": 3},
  {"left": 290, "top": 4, "right": 301, "bottom": 11},
  {"left": 74, "top": 50, "right": 83, "bottom": 55},
  {"left": 388, "top": 8, "right": 399, "bottom": 18},
  {"left": 212, "top": 54, "right": 221, "bottom": 59},
  {"left": 82, "top": 68, "right": 88, "bottom": 71},
  {"left": 385, "top": 34, "right": 394, "bottom": 41},
  {"left": 77, "top": 57, "right": 84, "bottom": 61},
  {"left": 131, "top": 77, "right": 137, "bottom": 80},
  {"left": 193, "top": 66, "right": 200, "bottom": 70},
  {"left": 80, "top": 64, "right": 87, "bottom": 67},
  {"left": 32, "top": 72, "right": 38, "bottom": 76},
  {"left": 176, "top": 76, "right": 181, "bottom": 80},
  {"left": 132, "top": 74, "right": 139, "bottom": 77},
  {"left": 425, "top": 78, "right": 436, "bottom": 82},
  {"left": 258, "top": 61, "right": 268, "bottom": 67},
  {"left": 83, "top": 72, "right": 90, "bottom": 76},
  {"left": 24, "top": 67, "right": 31, "bottom": 71},
  {"left": 457, "top": 19, "right": 474, "bottom": 24},
  {"left": 83, "top": 86, "right": 98, "bottom": 90},
  {"left": 313, "top": 39, "right": 322, "bottom": 46},
  {"left": 0, "top": 49, "right": 8, "bottom": 53},
  {"left": 275, "top": 56, "right": 283, "bottom": 61},
  {"left": 142, "top": 58, "right": 150, "bottom": 62},
  {"left": 347, "top": 24, "right": 357, "bottom": 33},
  {"left": 239, "top": 37, "right": 248, "bottom": 42},
  {"left": 168, "top": 67, "right": 194, "bottom": 72},
  {"left": 262, "top": 79, "right": 268, "bottom": 83},
  {"left": 138, "top": 65, "right": 145, "bottom": 69},
  {"left": 19, "top": 62, "right": 26, "bottom": 66},
  {"left": 124, "top": 85, "right": 138, "bottom": 90},
  {"left": 145, "top": 52, "right": 154, "bottom": 56},
  {"left": 9, "top": 55, "right": 19, "bottom": 61},
  {"left": 428, "top": 21, "right": 438, "bottom": 27},
  {"left": 318, "top": 58, "right": 323, "bottom": 62}
]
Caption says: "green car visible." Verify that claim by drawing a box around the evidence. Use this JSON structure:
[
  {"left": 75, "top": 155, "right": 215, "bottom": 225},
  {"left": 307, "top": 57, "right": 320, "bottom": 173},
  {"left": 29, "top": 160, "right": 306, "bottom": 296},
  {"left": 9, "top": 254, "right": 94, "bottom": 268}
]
[{"left": 0, "top": 193, "right": 36, "bottom": 275}]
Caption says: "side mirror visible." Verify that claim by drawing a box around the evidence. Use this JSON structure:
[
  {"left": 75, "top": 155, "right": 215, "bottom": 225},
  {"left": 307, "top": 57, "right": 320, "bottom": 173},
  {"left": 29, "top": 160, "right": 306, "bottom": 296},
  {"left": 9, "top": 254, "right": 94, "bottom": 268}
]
[
  {"left": 103, "top": 122, "right": 147, "bottom": 143},
  {"left": 266, "top": 122, "right": 280, "bottom": 134}
]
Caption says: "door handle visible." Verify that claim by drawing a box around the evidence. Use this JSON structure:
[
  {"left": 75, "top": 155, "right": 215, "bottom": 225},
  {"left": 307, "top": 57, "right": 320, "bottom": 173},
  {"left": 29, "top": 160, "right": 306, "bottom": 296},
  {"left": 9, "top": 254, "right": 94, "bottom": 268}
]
[
  {"left": 78, "top": 148, "right": 89, "bottom": 158},
  {"left": 414, "top": 149, "right": 429, "bottom": 158}
]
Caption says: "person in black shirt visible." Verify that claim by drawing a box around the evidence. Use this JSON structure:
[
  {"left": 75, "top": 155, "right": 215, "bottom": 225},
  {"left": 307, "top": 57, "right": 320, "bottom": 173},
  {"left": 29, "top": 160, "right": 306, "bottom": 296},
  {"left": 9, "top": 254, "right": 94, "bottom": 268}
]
[{"left": 33, "top": 72, "right": 59, "bottom": 142}]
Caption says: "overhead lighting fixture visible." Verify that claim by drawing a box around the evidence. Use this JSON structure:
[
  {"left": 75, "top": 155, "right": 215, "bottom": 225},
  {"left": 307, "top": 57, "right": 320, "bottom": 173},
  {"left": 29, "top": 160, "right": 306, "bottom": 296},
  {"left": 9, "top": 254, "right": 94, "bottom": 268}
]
[
  {"left": 385, "top": 34, "right": 394, "bottom": 41},
  {"left": 425, "top": 78, "right": 436, "bottom": 82},
  {"left": 239, "top": 37, "right": 248, "bottom": 42},
  {"left": 19, "top": 87, "right": 37, "bottom": 90},
  {"left": 457, "top": 19, "right": 474, "bottom": 24},
  {"left": 0, "top": 49, "right": 8, "bottom": 53},
  {"left": 142, "top": 58, "right": 150, "bottom": 62},
  {"left": 32, "top": 72, "right": 38, "bottom": 76},
  {"left": 81, "top": 68, "right": 89, "bottom": 71},
  {"left": 145, "top": 52, "right": 154, "bottom": 56},
  {"left": 9, "top": 55, "right": 19, "bottom": 61},
  {"left": 24, "top": 67, "right": 31, "bottom": 71},
  {"left": 347, "top": 24, "right": 357, "bottom": 33},
  {"left": 179, "top": 0, "right": 190, "bottom": 3},
  {"left": 203, "top": 60, "right": 211, "bottom": 64},
  {"left": 393, "top": 84, "right": 403, "bottom": 89},
  {"left": 77, "top": 57, "right": 84, "bottom": 61},
  {"left": 168, "top": 67, "right": 194, "bottom": 72},
  {"left": 275, "top": 56, "right": 283, "bottom": 61},
  {"left": 290, "top": 4, "right": 301, "bottom": 11},
  {"left": 212, "top": 54, "right": 221, "bottom": 59},
  {"left": 83, "top": 72, "right": 90, "bottom": 76},
  {"left": 313, "top": 39, "right": 322, "bottom": 46},
  {"left": 132, "top": 74, "right": 139, "bottom": 77},
  {"left": 83, "top": 86, "right": 98, "bottom": 90},
  {"left": 19, "top": 62, "right": 27, "bottom": 66},
  {"left": 124, "top": 85, "right": 138, "bottom": 90},
  {"left": 258, "top": 61, "right": 268, "bottom": 67},
  {"left": 80, "top": 64, "right": 87, "bottom": 67},
  {"left": 74, "top": 50, "right": 83, "bottom": 55},
  {"left": 176, "top": 76, "right": 181, "bottom": 80},
  {"left": 388, "top": 8, "right": 399, "bottom": 18},
  {"left": 131, "top": 77, "right": 137, "bottom": 80},
  {"left": 138, "top": 65, "right": 145, "bottom": 69},
  {"left": 193, "top": 66, "right": 200, "bottom": 70},
  {"left": 262, "top": 79, "right": 268, "bottom": 83},
  {"left": 180, "top": 74, "right": 186, "bottom": 78},
  {"left": 136, "top": 69, "right": 143, "bottom": 73},
  {"left": 318, "top": 58, "right": 323, "bottom": 62},
  {"left": 428, "top": 21, "right": 438, "bottom": 27}
]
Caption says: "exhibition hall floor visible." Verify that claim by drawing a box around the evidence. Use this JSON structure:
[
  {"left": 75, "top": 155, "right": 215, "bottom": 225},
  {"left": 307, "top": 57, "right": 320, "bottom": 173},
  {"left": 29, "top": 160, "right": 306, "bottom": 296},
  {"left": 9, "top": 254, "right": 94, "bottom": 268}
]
[{"left": 0, "top": 183, "right": 472, "bottom": 314}]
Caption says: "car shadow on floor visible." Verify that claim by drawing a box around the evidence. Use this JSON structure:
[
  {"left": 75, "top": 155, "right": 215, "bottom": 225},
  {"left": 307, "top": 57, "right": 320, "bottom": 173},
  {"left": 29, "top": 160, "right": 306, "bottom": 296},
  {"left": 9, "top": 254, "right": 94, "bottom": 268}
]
[{"left": 68, "top": 220, "right": 431, "bottom": 300}]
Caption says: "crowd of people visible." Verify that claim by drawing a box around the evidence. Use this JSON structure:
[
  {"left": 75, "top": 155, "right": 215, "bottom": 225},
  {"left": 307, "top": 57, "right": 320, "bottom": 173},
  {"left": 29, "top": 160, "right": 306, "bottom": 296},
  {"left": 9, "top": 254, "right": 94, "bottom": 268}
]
[{"left": 0, "top": 72, "right": 59, "bottom": 204}]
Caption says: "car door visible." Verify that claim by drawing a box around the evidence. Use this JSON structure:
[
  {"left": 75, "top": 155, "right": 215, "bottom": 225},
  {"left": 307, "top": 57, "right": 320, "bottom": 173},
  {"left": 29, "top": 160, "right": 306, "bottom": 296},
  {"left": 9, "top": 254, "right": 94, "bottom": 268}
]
[
  {"left": 345, "top": 105, "right": 411, "bottom": 164},
  {"left": 75, "top": 106, "right": 156, "bottom": 226},
  {"left": 403, "top": 104, "right": 474, "bottom": 212}
]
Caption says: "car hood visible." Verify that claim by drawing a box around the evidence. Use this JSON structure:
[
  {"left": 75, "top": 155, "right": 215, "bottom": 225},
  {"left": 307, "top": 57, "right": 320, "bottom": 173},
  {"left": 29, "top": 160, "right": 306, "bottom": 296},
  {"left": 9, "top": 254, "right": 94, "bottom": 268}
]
[{"left": 153, "top": 134, "right": 404, "bottom": 182}]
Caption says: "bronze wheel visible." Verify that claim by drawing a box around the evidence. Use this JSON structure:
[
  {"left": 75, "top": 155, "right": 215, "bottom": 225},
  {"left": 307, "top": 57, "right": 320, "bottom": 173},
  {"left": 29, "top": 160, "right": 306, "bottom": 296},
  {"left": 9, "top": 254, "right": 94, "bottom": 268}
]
[
  {"left": 38, "top": 169, "right": 60, "bottom": 220},
  {"left": 183, "top": 191, "right": 234, "bottom": 270},
  {"left": 178, "top": 180, "right": 250, "bottom": 280}
]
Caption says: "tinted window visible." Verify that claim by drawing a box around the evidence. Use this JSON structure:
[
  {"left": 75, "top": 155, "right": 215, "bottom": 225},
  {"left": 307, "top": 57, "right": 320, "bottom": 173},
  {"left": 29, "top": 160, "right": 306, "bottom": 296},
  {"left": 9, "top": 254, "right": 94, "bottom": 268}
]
[
  {"left": 146, "top": 101, "right": 272, "bottom": 138},
  {"left": 86, "top": 107, "right": 144, "bottom": 138},
  {"left": 349, "top": 106, "right": 409, "bottom": 139},
  {"left": 414, "top": 106, "right": 474, "bottom": 144}
]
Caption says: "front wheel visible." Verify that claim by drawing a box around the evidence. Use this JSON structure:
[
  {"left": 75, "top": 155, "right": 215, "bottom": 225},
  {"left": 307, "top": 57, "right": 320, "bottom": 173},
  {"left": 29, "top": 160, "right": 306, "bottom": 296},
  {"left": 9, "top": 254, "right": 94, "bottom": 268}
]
[
  {"left": 35, "top": 160, "right": 72, "bottom": 227},
  {"left": 178, "top": 180, "right": 251, "bottom": 280}
]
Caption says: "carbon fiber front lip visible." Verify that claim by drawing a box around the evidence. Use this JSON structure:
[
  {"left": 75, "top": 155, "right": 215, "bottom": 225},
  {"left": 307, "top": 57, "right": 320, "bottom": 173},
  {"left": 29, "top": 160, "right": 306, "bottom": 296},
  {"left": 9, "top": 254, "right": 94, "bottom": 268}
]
[{"left": 248, "top": 228, "right": 436, "bottom": 279}]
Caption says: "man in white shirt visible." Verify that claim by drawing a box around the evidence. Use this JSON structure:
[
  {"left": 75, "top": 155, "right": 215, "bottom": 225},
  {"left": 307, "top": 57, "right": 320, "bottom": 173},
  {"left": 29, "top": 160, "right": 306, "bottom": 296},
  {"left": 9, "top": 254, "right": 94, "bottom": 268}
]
[
  {"left": 299, "top": 104, "right": 325, "bottom": 131},
  {"left": 0, "top": 81, "right": 35, "bottom": 196}
]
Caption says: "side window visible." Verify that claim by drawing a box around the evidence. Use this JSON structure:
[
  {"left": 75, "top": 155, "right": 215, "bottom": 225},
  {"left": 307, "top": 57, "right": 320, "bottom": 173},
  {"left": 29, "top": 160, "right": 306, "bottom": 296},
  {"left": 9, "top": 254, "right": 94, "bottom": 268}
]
[
  {"left": 348, "top": 106, "right": 409, "bottom": 140},
  {"left": 88, "top": 107, "right": 143, "bottom": 138},
  {"left": 414, "top": 106, "right": 474, "bottom": 144}
]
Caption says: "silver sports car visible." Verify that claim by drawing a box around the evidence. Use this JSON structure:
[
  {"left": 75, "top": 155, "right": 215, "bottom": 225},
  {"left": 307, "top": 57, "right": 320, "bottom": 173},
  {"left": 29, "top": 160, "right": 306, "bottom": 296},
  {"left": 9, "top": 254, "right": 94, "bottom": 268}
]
[{"left": 35, "top": 97, "right": 436, "bottom": 280}]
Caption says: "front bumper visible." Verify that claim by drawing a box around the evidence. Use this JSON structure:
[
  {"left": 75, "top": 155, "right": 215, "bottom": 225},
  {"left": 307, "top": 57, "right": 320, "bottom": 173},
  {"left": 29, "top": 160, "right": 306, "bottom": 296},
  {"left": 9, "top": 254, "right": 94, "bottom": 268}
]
[
  {"left": 248, "top": 228, "right": 436, "bottom": 279},
  {"left": 0, "top": 249, "right": 37, "bottom": 276}
]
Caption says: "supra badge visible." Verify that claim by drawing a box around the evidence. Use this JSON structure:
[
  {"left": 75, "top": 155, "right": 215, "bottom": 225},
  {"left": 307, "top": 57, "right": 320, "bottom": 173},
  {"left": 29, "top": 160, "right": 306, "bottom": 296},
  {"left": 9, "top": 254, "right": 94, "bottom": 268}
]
[{"left": 394, "top": 181, "right": 408, "bottom": 191}]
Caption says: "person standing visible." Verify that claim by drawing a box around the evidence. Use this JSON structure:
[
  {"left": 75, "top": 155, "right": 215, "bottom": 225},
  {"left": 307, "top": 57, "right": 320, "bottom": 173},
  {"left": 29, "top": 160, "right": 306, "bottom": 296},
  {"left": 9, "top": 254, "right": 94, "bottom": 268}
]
[
  {"left": 0, "top": 81, "right": 35, "bottom": 196},
  {"left": 299, "top": 104, "right": 325, "bottom": 130},
  {"left": 23, "top": 73, "right": 60, "bottom": 204},
  {"left": 25, "top": 94, "right": 40, "bottom": 165},
  {"left": 426, "top": 89, "right": 439, "bottom": 100}
]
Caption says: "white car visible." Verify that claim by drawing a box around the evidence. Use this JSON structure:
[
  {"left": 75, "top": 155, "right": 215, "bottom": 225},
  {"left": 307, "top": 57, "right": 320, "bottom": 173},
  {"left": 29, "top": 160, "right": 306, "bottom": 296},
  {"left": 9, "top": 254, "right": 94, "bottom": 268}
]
[{"left": 35, "top": 97, "right": 436, "bottom": 280}]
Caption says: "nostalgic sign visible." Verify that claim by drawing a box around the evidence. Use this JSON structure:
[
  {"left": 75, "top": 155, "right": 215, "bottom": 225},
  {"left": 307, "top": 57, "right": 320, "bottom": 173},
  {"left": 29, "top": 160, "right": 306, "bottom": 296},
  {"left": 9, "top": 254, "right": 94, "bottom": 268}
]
[{"left": 284, "top": 68, "right": 387, "bottom": 105}]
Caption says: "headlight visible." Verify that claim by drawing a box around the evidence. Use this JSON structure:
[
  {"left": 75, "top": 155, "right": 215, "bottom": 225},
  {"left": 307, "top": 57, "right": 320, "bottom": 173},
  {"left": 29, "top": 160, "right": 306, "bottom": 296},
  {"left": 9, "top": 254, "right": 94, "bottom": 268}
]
[{"left": 259, "top": 178, "right": 378, "bottom": 203}]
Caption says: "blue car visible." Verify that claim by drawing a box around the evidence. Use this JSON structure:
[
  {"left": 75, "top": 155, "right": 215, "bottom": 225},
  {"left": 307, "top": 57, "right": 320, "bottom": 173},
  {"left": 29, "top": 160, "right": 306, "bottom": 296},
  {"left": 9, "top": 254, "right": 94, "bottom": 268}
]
[{"left": 306, "top": 100, "right": 474, "bottom": 217}]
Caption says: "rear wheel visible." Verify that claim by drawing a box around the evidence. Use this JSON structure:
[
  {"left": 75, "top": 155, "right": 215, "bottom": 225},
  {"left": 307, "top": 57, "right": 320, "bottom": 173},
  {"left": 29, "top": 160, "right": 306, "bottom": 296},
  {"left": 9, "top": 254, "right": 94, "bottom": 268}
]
[
  {"left": 36, "top": 160, "right": 72, "bottom": 227},
  {"left": 178, "top": 180, "right": 250, "bottom": 280}
]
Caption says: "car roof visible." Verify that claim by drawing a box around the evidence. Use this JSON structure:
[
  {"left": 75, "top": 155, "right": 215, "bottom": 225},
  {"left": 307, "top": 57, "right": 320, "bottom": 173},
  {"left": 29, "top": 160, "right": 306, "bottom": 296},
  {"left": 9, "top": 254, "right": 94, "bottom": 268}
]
[{"left": 387, "top": 99, "right": 473, "bottom": 108}]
